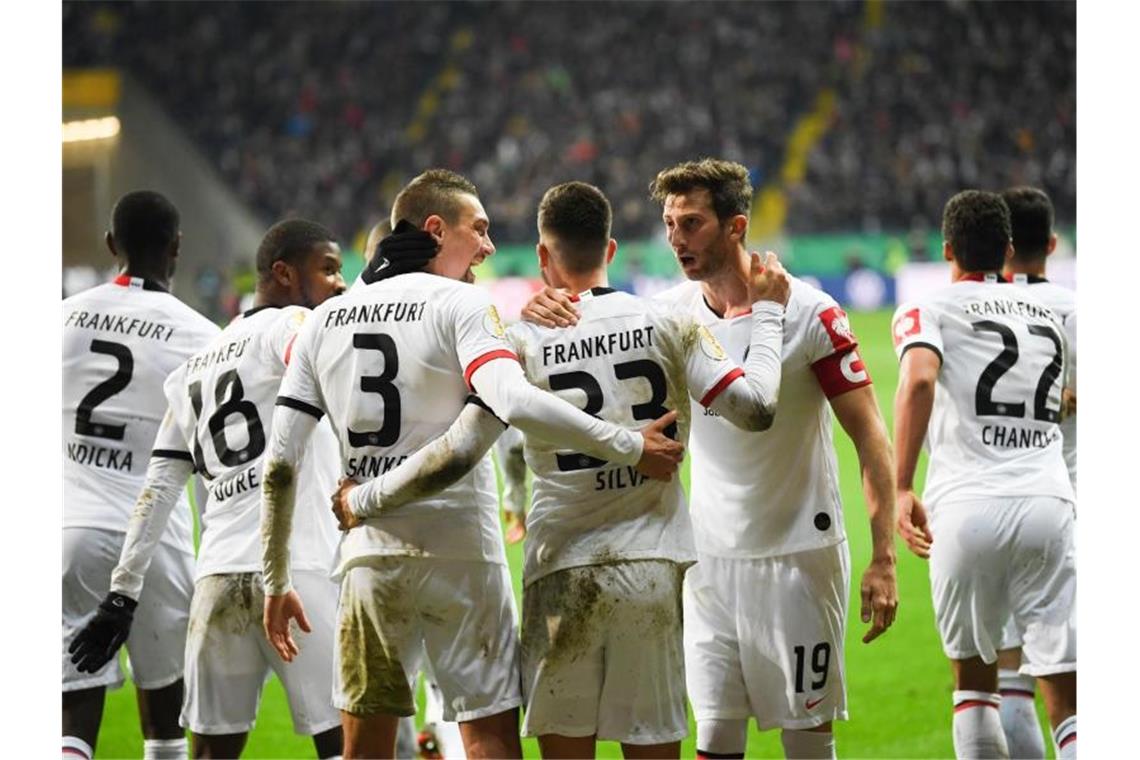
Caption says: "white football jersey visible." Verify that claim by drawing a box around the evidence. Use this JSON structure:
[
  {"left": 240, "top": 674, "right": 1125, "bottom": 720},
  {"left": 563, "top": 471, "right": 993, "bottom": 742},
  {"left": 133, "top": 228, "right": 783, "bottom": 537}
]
[
  {"left": 157, "top": 306, "right": 341, "bottom": 579},
  {"left": 656, "top": 278, "right": 869, "bottom": 558},
  {"left": 509, "top": 287, "right": 747, "bottom": 585},
  {"left": 892, "top": 275, "right": 1075, "bottom": 509},
  {"left": 1010, "top": 274, "right": 1077, "bottom": 490},
  {"left": 63, "top": 276, "right": 219, "bottom": 555},
  {"left": 278, "top": 272, "right": 516, "bottom": 573}
]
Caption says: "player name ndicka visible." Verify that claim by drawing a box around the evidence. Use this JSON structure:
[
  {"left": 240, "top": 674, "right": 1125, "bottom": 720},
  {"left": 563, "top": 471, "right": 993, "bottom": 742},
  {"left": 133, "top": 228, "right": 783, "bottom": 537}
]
[
  {"left": 64, "top": 310, "right": 176, "bottom": 342},
  {"left": 345, "top": 454, "right": 409, "bottom": 479},
  {"left": 66, "top": 442, "right": 133, "bottom": 472},
  {"left": 595, "top": 464, "right": 651, "bottom": 491},
  {"left": 981, "top": 424, "right": 1060, "bottom": 450},
  {"left": 324, "top": 301, "right": 427, "bottom": 328},
  {"left": 542, "top": 326, "right": 655, "bottom": 367},
  {"left": 211, "top": 464, "right": 259, "bottom": 503}
]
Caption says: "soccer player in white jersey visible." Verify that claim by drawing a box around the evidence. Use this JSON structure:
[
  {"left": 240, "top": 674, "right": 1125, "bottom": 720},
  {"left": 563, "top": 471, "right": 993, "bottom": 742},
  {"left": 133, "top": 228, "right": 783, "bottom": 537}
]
[
  {"left": 259, "top": 169, "right": 683, "bottom": 760},
  {"left": 525, "top": 160, "right": 899, "bottom": 760},
  {"left": 989, "top": 187, "right": 1078, "bottom": 759},
  {"left": 63, "top": 191, "right": 219, "bottom": 760},
  {"left": 892, "top": 190, "right": 1077, "bottom": 759},
  {"left": 503, "top": 181, "right": 791, "bottom": 758},
  {"left": 70, "top": 219, "right": 348, "bottom": 758}
]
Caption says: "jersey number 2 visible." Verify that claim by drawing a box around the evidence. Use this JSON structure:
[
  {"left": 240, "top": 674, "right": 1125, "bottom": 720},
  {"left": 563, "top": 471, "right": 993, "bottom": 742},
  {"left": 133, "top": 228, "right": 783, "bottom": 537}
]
[
  {"left": 972, "top": 321, "right": 1063, "bottom": 422},
  {"left": 75, "top": 340, "right": 133, "bottom": 440}
]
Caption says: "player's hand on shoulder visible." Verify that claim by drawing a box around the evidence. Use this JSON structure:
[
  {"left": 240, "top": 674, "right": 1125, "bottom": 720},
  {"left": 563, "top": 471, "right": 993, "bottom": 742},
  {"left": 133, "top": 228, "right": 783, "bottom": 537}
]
[
  {"left": 747, "top": 251, "right": 791, "bottom": 307},
  {"left": 896, "top": 488, "right": 933, "bottom": 559},
  {"left": 521, "top": 286, "right": 579, "bottom": 328},
  {"left": 331, "top": 477, "right": 362, "bottom": 531},
  {"left": 361, "top": 219, "right": 441, "bottom": 284},
  {"left": 68, "top": 592, "right": 137, "bottom": 673},
  {"left": 860, "top": 555, "right": 899, "bottom": 644},
  {"left": 263, "top": 589, "right": 311, "bottom": 663},
  {"left": 635, "top": 409, "right": 684, "bottom": 481}
]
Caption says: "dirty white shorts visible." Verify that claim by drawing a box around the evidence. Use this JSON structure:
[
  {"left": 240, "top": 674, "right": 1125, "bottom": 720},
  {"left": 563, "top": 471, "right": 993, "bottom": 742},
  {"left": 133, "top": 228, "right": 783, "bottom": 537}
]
[
  {"left": 334, "top": 557, "right": 521, "bottom": 722},
  {"left": 181, "top": 570, "right": 341, "bottom": 736},
  {"left": 520, "top": 559, "right": 689, "bottom": 745}
]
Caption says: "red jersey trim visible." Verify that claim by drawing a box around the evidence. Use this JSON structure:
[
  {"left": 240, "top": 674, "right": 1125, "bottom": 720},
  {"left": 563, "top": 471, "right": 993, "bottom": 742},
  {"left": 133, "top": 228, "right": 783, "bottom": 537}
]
[
  {"left": 283, "top": 335, "right": 298, "bottom": 366},
  {"left": 463, "top": 349, "right": 519, "bottom": 390},
  {"left": 1059, "top": 733, "right": 1077, "bottom": 749},
  {"left": 700, "top": 368, "right": 744, "bottom": 407}
]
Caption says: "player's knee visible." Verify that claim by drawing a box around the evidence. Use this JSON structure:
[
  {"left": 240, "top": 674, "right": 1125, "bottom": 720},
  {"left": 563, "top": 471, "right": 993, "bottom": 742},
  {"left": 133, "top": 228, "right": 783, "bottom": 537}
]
[{"left": 696, "top": 718, "right": 748, "bottom": 757}]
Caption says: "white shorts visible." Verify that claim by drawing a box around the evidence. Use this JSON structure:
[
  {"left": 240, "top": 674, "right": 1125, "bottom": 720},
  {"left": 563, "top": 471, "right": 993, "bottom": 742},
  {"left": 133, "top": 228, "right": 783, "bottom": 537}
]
[
  {"left": 684, "top": 543, "right": 850, "bottom": 731},
  {"left": 929, "top": 496, "right": 1076, "bottom": 676},
  {"left": 520, "top": 560, "right": 688, "bottom": 745},
  {"left": 334, "top": 557, "right": 521, "bottom": 722},
  {"left": 181, "top": 571, "right": 340, "bottom": 736},
  {"left": 63, "top": 527, "right": 193, "bottom": 692}
]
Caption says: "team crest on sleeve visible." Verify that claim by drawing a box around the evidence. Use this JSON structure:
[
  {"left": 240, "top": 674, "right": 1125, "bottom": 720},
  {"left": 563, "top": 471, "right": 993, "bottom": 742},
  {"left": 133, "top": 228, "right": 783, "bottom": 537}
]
[
  {"left": 819, "top": 306, "right": 856, "bottom": 350},
  {"left": 698, "top": 325, "right": 727, "bottom": 361},
  {"left": 290, "top": 310, "right": 308, "bottom": 329},
  {"left": 483, "top": 305, "right": 507, "bottom": 338},
  {"left": 892, "top": 308, "right": 921, "bottom": 347}
]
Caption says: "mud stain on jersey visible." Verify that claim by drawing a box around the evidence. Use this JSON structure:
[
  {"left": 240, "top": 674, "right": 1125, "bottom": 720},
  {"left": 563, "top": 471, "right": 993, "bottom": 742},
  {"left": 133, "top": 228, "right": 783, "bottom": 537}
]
[
  {"left": 337, "top": 566, "right": 415, "bottom": 716},
  {"left": 260, "top": 459, "right": 295, "bottom": 593}
]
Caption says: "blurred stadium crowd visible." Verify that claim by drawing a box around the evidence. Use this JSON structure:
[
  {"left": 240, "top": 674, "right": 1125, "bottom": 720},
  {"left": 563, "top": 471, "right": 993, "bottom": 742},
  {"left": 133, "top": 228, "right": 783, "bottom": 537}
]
[{"left": 64, "top": 1, "right": 1074, "bottom": 244}]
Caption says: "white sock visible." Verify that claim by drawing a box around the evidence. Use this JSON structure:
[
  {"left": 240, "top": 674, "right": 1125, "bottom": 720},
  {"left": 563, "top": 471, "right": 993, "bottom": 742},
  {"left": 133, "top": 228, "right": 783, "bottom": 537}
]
[
  {"left": 62, "top": 736, "right": 93, "bottom": 760},
  {"left": 780, "top": 729, "right": 836, "bottom": 759},
  {"left": 952, "top": 691, "right": 1009, "bottom": 758},
  {"left": 1052, "top": 715, "right": 1076, "bottom": 759},
  {"left": 143, "top": 737, "right": 188, "bottom": 759},
  {"left": 997, "top": 670, "right": 1045, "bottom": 758}
]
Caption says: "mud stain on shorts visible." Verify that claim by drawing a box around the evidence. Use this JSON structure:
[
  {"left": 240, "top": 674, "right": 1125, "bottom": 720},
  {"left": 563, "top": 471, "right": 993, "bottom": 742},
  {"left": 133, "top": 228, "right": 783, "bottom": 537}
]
[
  {"left": 188, "top": 573, "right": 261, "bottom": 649},
  {"left": 337, "top": 569, "right": 415, "bottom": 717},
  {"left": 523, "top": 565, "right": 614, "bottom": 669}
]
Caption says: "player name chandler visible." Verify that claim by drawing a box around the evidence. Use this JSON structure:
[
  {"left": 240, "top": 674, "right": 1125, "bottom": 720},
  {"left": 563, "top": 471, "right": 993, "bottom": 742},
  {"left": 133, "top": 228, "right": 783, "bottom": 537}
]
[
  {"left": 324, "top": 300, "right": 427, "bottom": 328},
  {"left": 542, "top": 326, "right": 655, "bottom": 367},
  {"left": 981, "top": 424, "right": 1060, "bottom": 450},
  {"left": 64, "top": 310, "right": 178, "bottom": 343}
]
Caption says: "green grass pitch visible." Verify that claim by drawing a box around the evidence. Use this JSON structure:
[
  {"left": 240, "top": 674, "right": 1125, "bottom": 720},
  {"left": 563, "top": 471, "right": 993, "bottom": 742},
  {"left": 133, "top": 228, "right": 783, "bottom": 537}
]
[{"left": 91, "top": 310, "right": 1055, "bottom": 758}]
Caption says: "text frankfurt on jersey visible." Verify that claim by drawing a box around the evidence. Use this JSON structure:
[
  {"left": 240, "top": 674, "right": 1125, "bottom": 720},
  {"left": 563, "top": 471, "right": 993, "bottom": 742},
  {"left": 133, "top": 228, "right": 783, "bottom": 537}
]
[
  {"left": 542, "top": 326, "right": 655, "bottom": 367},
  {"left": 963, "top": 297, "right": 1058, "bottom": 322},
  {"left": 64, "top": 310, "right": 177, "bottom": 342},
  {"left": 324, "top": 301, "right": 427, "bottom": 328},
  {"left": 186, "top": 336, "right": 252, "bottom": 374},
  {"left": 981, "top": 424, "right": 1060, "bottom": 449}
]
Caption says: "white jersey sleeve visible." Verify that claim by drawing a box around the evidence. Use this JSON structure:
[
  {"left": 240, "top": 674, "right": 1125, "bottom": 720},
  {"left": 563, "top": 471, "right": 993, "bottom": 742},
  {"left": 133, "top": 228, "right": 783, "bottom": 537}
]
[{"left": 891, "top": 279, "right": 1074, "bottom": 508}]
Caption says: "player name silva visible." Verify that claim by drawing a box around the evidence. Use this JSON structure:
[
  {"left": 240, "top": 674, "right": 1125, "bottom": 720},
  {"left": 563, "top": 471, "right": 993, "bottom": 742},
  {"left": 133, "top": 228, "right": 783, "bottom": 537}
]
[
  {"left": 542, "top": 326, "right": 655, "bottom": 367},
  {"left": 324, "top": 301, "right": 427, "bottom": 328}
]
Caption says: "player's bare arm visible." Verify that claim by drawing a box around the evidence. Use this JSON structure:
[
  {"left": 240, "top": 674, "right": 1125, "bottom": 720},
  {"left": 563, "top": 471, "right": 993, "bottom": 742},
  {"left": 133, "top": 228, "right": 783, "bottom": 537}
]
[
  {"left": 893, "top": 346, "right": 940, "bottom": 559},
  {"left": 68, "top": 414, "right": 196, "bottom": 673},
  {"left": 259, "top": 403, "right": 321, "bottom": 662},
  {"left": 335, "top": 400, "right": 509, "bottom": 527},
  {"left": 830, "top": 385, "right": 899, "bottom": 643},
  {"left": 520, "top": 285, "right": 579, "bottom": 328}
]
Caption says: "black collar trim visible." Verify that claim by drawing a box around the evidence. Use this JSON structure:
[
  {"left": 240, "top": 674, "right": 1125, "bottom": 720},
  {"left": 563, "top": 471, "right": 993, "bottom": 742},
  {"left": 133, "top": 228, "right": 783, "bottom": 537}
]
[{"left": 112, "top": 274, "right": 169, "bottom": 293}]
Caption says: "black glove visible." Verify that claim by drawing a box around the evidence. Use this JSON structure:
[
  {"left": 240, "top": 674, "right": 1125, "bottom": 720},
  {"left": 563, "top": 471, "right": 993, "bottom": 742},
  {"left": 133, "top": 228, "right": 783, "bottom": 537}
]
[
  {"left": 68, "top": 592, "right": 137, "bottom": 673},
  {"left": 360, "top": 219, "right": 440, "bottom": 283}
]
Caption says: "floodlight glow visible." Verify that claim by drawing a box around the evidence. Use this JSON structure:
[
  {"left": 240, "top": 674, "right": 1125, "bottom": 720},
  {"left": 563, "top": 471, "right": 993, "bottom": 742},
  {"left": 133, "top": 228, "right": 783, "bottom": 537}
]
[{"left": 62, "top": 116, "right": 121, "bottom": 143}]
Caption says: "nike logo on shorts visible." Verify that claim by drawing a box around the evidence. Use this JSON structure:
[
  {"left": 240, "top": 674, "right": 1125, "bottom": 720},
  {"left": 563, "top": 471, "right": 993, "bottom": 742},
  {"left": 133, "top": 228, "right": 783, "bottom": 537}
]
[{"left": 805, "top": 696, "right": 826, "bottom": 710}]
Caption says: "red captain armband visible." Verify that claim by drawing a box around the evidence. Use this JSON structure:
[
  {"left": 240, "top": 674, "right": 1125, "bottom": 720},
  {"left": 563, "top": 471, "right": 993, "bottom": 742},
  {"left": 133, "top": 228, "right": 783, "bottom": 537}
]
[
  {"left": 892, "top": 308, "right": 921, "bottom": 348},
  {"left": 463, "top": 349, "right": 520, "bottom": 390},
  {"left": 811, "top": 348, "right": 872, "bottom": 398}
]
